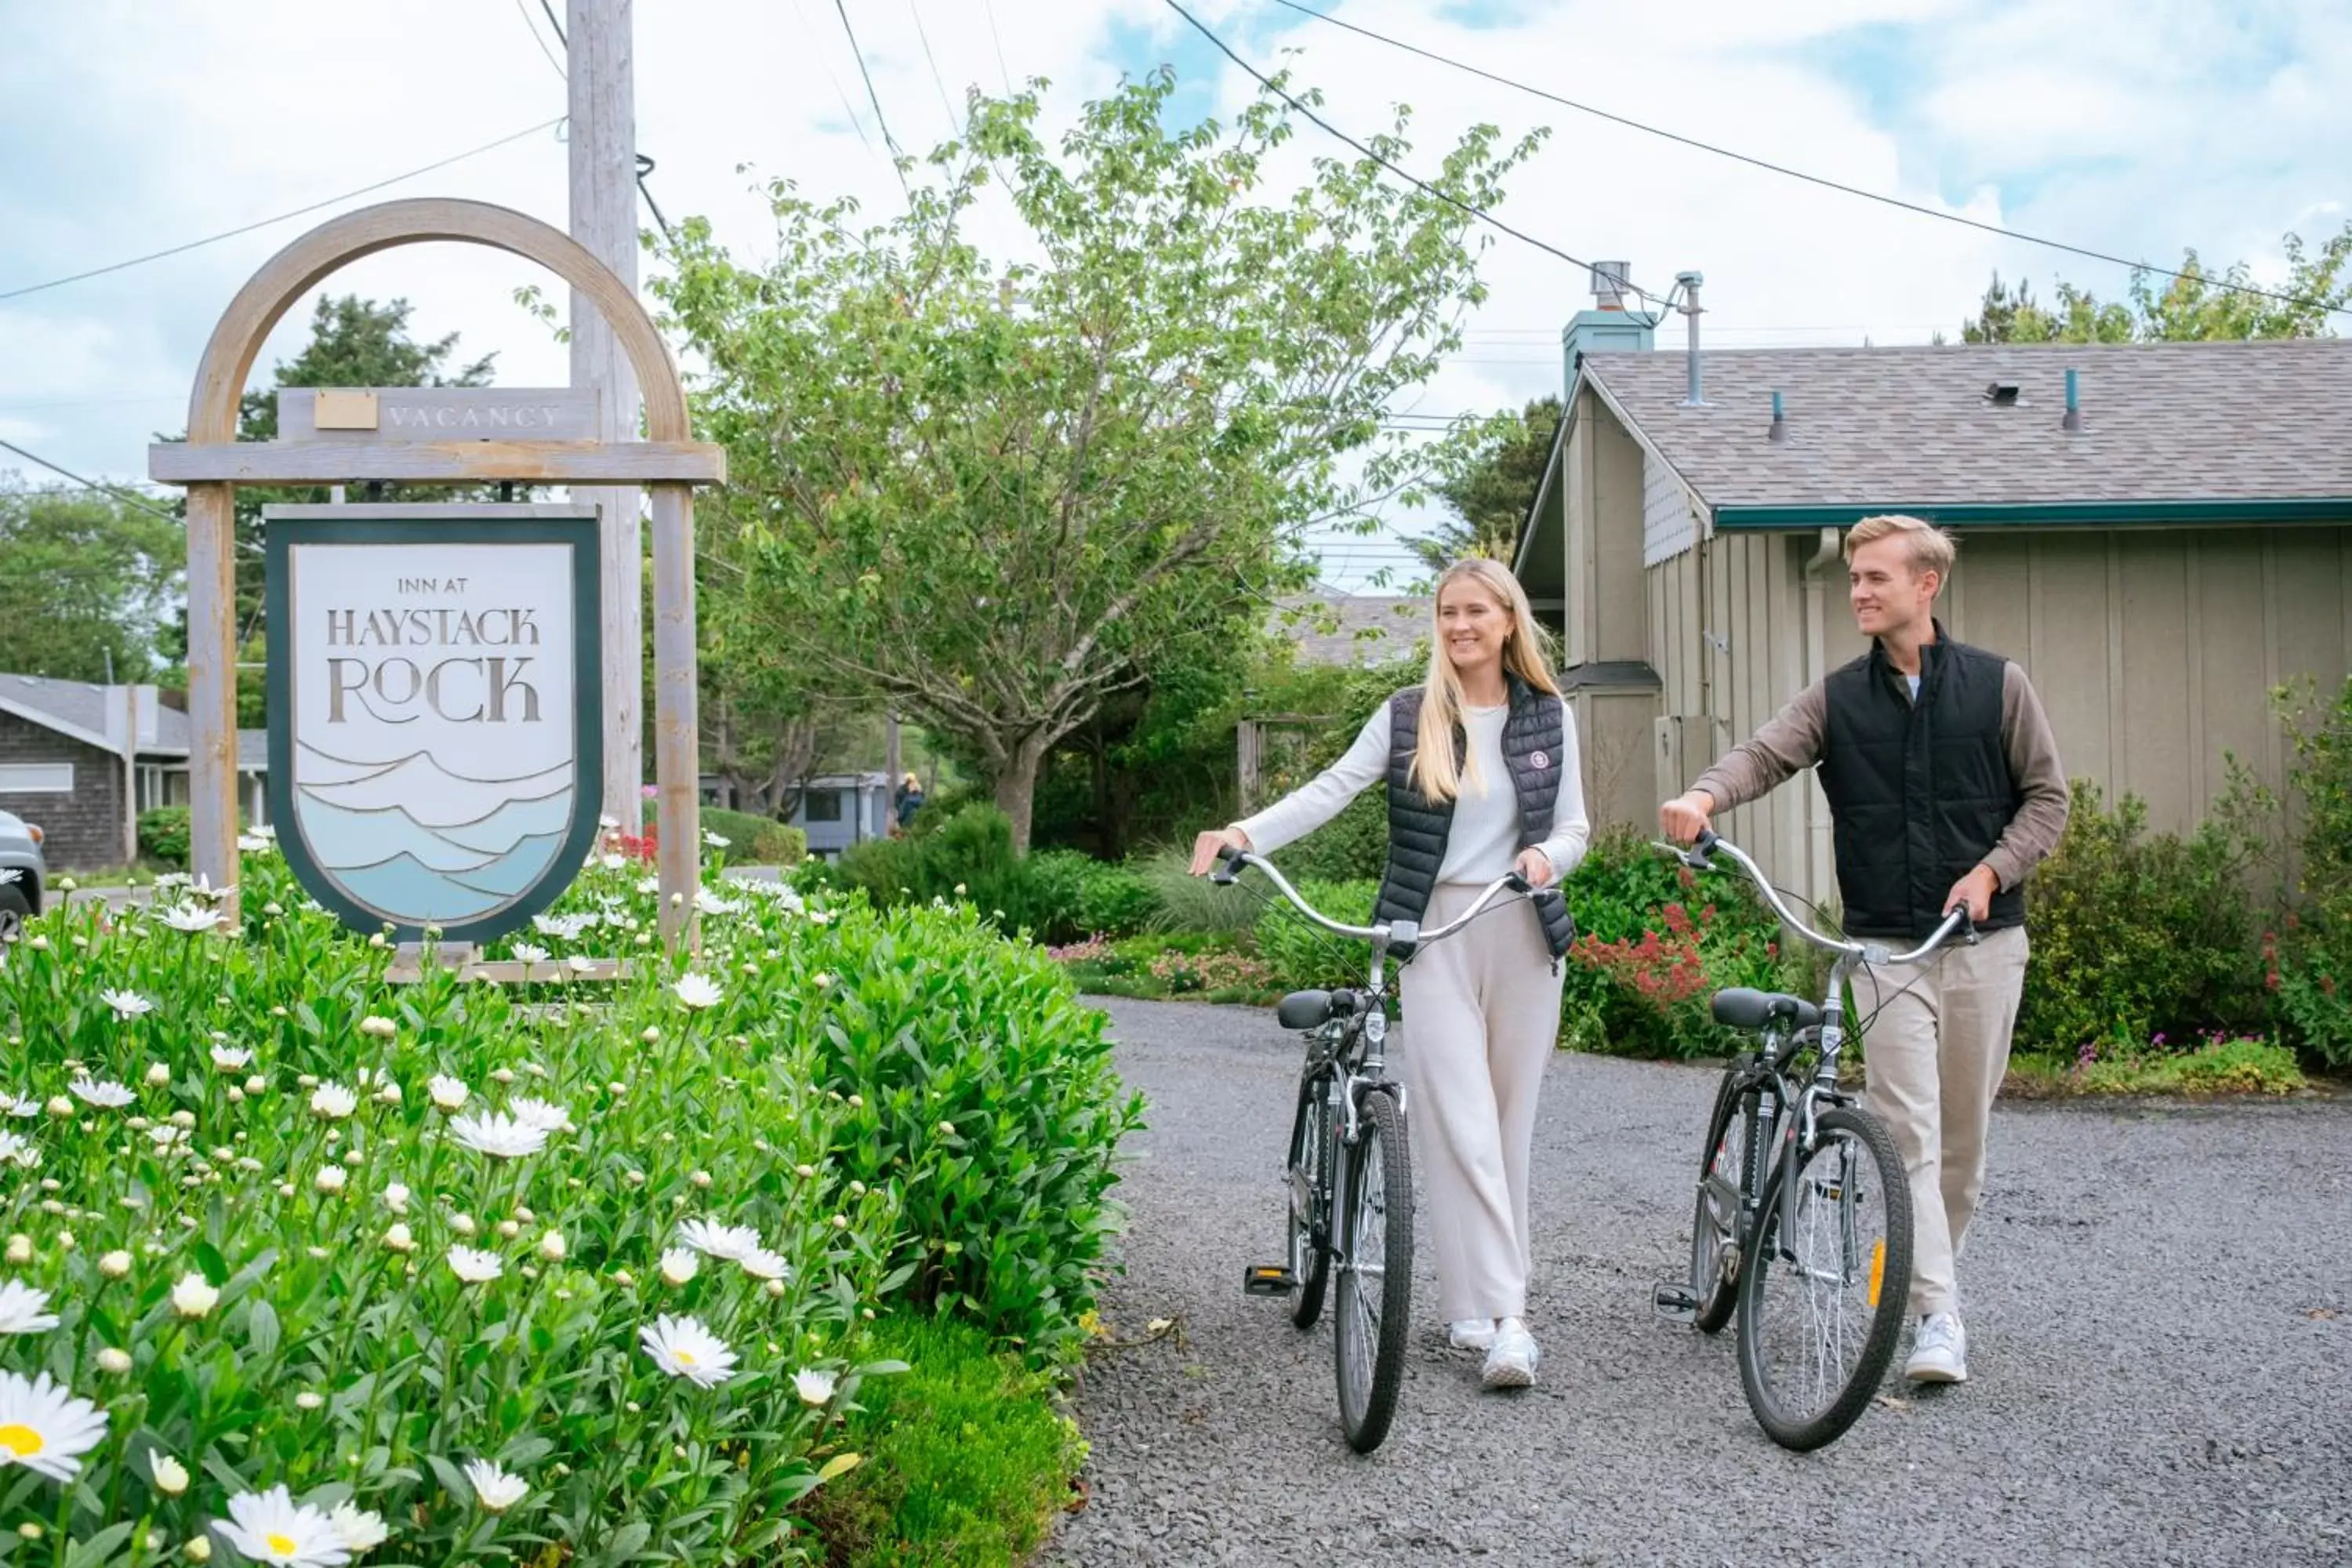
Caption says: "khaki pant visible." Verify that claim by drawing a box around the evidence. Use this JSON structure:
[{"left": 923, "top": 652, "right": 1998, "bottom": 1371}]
[
  {"left": 1853, "top": 924, "right": 2030, "bottom": 1317},
  {"left": 1396, "top": 882, "right": 1568, "bottom": 1323}
]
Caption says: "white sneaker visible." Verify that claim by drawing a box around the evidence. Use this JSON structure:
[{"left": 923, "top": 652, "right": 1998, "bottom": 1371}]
[
  {"left": 1481, "top": 1317, "right": 1540, "bottom": 1389},
  {"left": 1447, "top": 1319, "right": 1497, "bottom": 1352},
  {"left": 1904, "top": 1312, "right": 1969, "bottom": 1384}
]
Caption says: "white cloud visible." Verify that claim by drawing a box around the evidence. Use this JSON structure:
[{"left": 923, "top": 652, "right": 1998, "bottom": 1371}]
[{"left": 0, "top": 0, "right": 2344, "bottom": 593}]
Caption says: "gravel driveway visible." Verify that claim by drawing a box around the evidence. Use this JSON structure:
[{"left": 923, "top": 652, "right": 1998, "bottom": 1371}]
[{"left": 1046, "top": 999, "right": 2352, "bottom": 1568}]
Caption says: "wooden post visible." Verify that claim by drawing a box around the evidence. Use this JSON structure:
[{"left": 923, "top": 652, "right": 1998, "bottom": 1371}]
[
  {"left": 652, "top": 482, "right": 700, "bottom": 947},
  {"left": 120, "top": 684, "right": 139, "bottom": 866},
  {"left": 185, "top": 482, "right": 239, "bottom": 909},
  {"left": 885, "top": 712, "right": 902, "bottom": 830},
  {"left": 569, "top": 0, "right": 645, "bottom": 837}
]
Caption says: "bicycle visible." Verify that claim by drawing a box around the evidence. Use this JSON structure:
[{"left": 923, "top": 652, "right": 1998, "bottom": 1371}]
[
  {"left": 1649, "top": 829, "right": 1974, "bottom": 1451},
  {"left": 1214, "top": 844, "right": 1563, "bottom": 1454}
]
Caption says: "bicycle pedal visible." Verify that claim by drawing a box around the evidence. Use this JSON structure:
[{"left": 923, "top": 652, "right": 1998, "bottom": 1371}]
[
  {"left": 1651, "top": 1282, "right": 1700, "bottom": 1324},
  {"left": 1243, "top": 1264, "right": 1298, "bottom": 1297}
]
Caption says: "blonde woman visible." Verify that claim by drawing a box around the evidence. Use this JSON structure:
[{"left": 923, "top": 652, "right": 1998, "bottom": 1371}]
[{"left": 1189, "top": 559, "right": 1588, "bottom": 1388}]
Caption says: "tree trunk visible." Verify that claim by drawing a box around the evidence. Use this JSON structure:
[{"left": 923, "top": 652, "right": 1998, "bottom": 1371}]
[{"left": 993, "top": 735, "right": 1051, "bottom": 856}]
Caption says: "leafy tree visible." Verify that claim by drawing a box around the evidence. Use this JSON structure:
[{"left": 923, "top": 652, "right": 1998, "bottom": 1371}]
[
  {"left": 1962, "top": 223, "right": 2352, "bottom": 343},
  {"left": 1409, "top": 394, "right": 1561, "bottom": 571},
  {"left": 658, "top": 71, "right": 1539, "bottom": 851},
  {"left": 0, "top": 483, "right": 184, "bottom": 681}
]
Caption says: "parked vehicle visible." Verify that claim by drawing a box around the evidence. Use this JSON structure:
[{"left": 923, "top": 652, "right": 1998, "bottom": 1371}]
[{"left": 0, "top": 808, "right": 45, "bottom": 942}]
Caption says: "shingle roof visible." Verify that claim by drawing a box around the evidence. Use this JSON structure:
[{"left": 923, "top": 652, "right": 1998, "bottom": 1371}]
[
  {"left": 1275, "top": 592, "right": 1428, "bottom": 667},
  {"left": 0, "top": 674, "right": 268, "bottom": 771},
  {"left": 1584, "top": 339, "right": 2352, "bottom": 510}
]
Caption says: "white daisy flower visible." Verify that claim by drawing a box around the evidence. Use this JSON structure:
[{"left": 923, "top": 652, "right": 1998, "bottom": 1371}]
[
  {"left": 600, "top": 853, "right": 626, "bottom": 870},
  {"left": 672, "top": 972, "right": 724, "bottom": 1011},
  {"left": 0, "top": 1370, "right": 108, "bottom": 1481},
  {"left": 702, "top": 829, "right": 731, "bottom": 848},
  {"left": 446, "top": 1245, "right": 503, "bottom": 1284},
  {"left": 170, "top": 1272, "right": 220, "bottom": 1318},
  {"left": 532, "top": 913, "right": 593, "bottom": 942},
  {"left": 309, "top": 1083, "right": 358, "bottom": 1120},
  {"left": 636, "top": 875, "right": 660, "bottom": 895},
  {"left": 676, "top": 1219, "right": 760, "bottom": 1261},
  {"left": 67, "top": 1077, "right": 134, "bottom": 1109},
  {"left": 693, "top": 887, "right": 741, "bottom": 916},
  {"left": 448, "top": 1113, "right": 547, "bottom": 1160},
  {"left": 156, "top": 904, "right": 220, "bottom": 935},
  {"left": 510, "top": 942, "right": 549, "bottom": 966},
  {"left": 737, "top": 1247, "right": 791, "bottom": 1282},
  {"left": 658, "top": 1248, "right": 698, "bottom": 1286},
  {"left": 208, "top": 1044, "right": 255, "bottom": 1073},
  {"left": 314, "top": 1167, "right": 347, "bottom": 1194},
  {"left": 3, "top": 1097, "right": 35, "bottom": 1118},
  {"left": 793, "top": 1367, "right": 837, "bottom": 1406},
  {"left": 639, "top": 1314, "right": 738, "bottom": 1388},
  {"left": 236, "top": 831, "right": 271, "bottom": 852},
  {"left": 0, "top": 1281, "right": 59, "bottom": 1334},
  {"left": 99, "top": 990, "right": 154, "bottom": 1020},
  {"left": 213, "top": 1484, "right": 350, "bottom": 1566},
  {"left": 326, "top": 1502, "right": 388, "bottom": 1552},
  {"left": 565, "top": 955, "right": 594, "bottom": 975},
  {"left": 148, "top": 1125, "right": 190, "bottom": 1151},
  {"left": 506, "top": 1098, "right": 574, "bottom": 1135},
  {"left": 0, "top": 1131, "right": 30, "bottom": 1167},
  {"left": 462, "top": 1458, "right": 528, "bottom": 1512},
  {"left": 149, "top": 1450, "right": 191, "bottom": 1494},
  {"left": 426, "top": 1076, "right": 470, "bottom": 1112}
]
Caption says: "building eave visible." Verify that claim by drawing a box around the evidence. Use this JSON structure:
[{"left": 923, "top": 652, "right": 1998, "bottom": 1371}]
[{"left": 1713, "top": 496, "right": 2352, "bottom": 530}]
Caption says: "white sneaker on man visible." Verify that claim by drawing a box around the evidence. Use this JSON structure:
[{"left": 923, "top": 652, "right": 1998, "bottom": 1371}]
[
  {"left": 1448, "top": 1319, "right": 1497, "bottom": 1352},
  {"left": 1480, "top": 1317, "right": 1540, "bottom": 1389},
  {"left": 1904, "top": 1312, "right": 1969, "bottom": 1384}
]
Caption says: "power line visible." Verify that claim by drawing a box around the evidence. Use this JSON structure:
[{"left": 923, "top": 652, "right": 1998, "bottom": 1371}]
[
  {"left": 513, "top": 0, "right": 567, "bottom": 78},
  {"left": 835, "top": 0, "right": 915, "bottom": 201},
  {"left": 0, "top": 437, "right": 183, "bottom": 524},
  {"left": 1161, "top": 0, "right": 1671, "bottom": 310},
  {"left": 0, "top": 118, "right": 564, "bottom": 303},
  {"left": 908, "top": 0, "right": 963, "bottom": 136},
  {"left": 788, "top": 0, "right": 880, "bottom": 157},
  {"left": 537, "top": 0, "right": 568, "bottom": 46},
  {"left": 981, "top": 0, "right": 1014, "bottom": 95},
  {"left": 1267, "top": 0, "right": 2352, "bottom": 325}
]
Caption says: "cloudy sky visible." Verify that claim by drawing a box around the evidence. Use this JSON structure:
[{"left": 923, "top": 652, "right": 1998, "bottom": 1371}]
[{"left": 1, "top": 0, "right": 2343, "bottom": 586}]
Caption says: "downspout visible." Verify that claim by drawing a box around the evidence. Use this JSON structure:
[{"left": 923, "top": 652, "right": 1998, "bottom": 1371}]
[{"left": 1802, "top": 526, "right": 1842, "bottom": 906}]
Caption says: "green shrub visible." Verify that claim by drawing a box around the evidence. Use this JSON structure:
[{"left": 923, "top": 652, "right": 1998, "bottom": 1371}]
[
  {"left": 1265, "top": 792, "right": 1388, "bottom": 884},
  {"left": 1135, "top": 848, "right": 1265, "bottom": 937},
  {"left": 1013, "top": 851, "right": 1156, "bottom": 945},
  {"left": 838, "top": 804, "right": 1032, "bottom": 931},
  {"left": 804, "top": 1315, "right": 1084, "bottom": 1566},
  {"left": 1255, "top": 877, "right": 1379, "bottom": 991},
  {"left": 699, "top": 804, "right": 781, "bottom": 855},
  {"left": 136, "top": 804, "right": 191, "bottom": 866},
  {"left": 2018, "top": 782, "right": 2266, "bottom": 1052},
  {"left": 2261, "top": 677, "right": 2352, "bottom": 1068},
  {"left": 1557, "top": 829, "right": 1785, "bottom": 1058},
  {"left": 2075, "top": 1034, "right": 2308, "bottom": 1095}
]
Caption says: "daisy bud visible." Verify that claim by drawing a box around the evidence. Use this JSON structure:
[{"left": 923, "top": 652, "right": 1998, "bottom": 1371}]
[
  {"left": 298, "top": 1075, "right": 319, "bottom": 1089},
  {"left": 690, "top": 1170, "right": 713, "bottom": 1189},
  {"left": 765, "top": 1279, "right": 786, "bottom": 1299},
  {"left": 624, "top": 1171, "right": 645, "bottom": 1188},
  {"left": 831, "top": 1214, "right": 849, "bottom": 1230},
  {"left": 245, "top": 1076, "right": 268, "bottom": 1096},
  {"left": 227, "top": 1087, "right": 245, "bottom": 1103},
  {"left": 3, "top": 1235, "right": 29, "bottom": 1264},
  {"left": 451, "top": 1213, "right": 477, "bottom": 1237},
  {"left": 496, "top": 1220, "right": 521, "bottom": 1240},
  {"left": 849, "top": 1181, "right": 868, "bottom": 1198},
  {"left": 938, "top": 1121, "right": 956, "bottom": 1138},
  {"left": 295, "top": 1392, "right": 323, "bottom": 1411},
  {"left": 100, "top": 1250, "right": 132, "bottom": 1278},
  {"left": 187, "top": 1536, "right": 213, "bottom": 1562},
  {"left": 539, "top": 1230, "right": 567, "bottom": 1262},
  {"left": 492, "top": 1069, "right": 515, "bottom": 1085},
  {"left": 171, "top": 1110, "right": 194, "bottom": 1129},
  {"left": 19, "top": 1523, "right": 42, "bottom": 1541},
  {"left": 314, "top": 1167, "right": 347, "bottom": 1193},
  {"left": 383, "top": 1223, "right": 416, "bottom": 1254},
  {"left": 343, "top": 1149, "right": 363, "bottom": 1167},
  {"left": 383, "top": 1182, "right": 411, "bottom": 1214},
  {"left": 848, "top": 1094, "right": 865, "bottom": 1109},
  {"left": 44, "top": 1098, "right": 71, "bottom": 1119},
  {"left": 96, "top": 1347, "right": 132, "bottom": 1374},
  {"left": 641, "top": 1027, "right": 660, "bottom": 1044},
  {"left": 377, "top": 1083, "right": 402, "bottom": 1105},
  {"left": 612, "top": 1269, "right": 637, "bottom": 1287},
  {"left": 796, "top": 1164, "right": 816, "bottom": 1179},
  {"left": 55, "top": 1232, "right": 74, "bottom": 1251},
  {"left": 144, "top": 1063, "right": 171, "bottom": 1088}
]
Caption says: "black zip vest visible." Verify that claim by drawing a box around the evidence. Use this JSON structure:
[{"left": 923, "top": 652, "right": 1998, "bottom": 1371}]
[
  {"left": 1816, "top": 625, "right": 2024, "bottom": 941},
  {"left": 1374, "top": 675, "right": 1578, "bottom": 960}
]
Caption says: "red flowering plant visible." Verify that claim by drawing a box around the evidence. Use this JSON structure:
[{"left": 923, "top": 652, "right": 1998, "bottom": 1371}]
[{"left": 1557, "top": 832, "right": 1786, "bottom": 1060}]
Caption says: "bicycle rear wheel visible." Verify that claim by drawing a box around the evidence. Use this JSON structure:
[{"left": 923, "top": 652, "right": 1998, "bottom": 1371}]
[
  {"left": 1334, "top": 1088, "right": 1413, "bottom": 1454},
  {"left": 1687, "top": 1070, "right": 1749, "bottom": 1334},
  {"left": 1287, "top": 1074, "right": 1334, "bottom": 1330},
  {"left": 1735, "top": 1103, "right": 1913, "bottom": 1452}
]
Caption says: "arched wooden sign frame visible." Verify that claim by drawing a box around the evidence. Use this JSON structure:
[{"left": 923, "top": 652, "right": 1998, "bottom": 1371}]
[{"left": 147, "top": 198, "right": 722, "bottom": 948}]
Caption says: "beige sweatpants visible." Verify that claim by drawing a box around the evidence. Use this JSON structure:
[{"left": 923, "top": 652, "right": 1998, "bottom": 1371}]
[
  {"left": 1396, "top": 882, "right": 1569, "bottom": 1324},
  {"left": 1853, "top": 924, "right": 2030, "bottom": 1317}
]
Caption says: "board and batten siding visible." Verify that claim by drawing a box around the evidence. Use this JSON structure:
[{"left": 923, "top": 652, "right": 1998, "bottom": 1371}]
[{"left": 1641, "top": 521, "right": 2352, "bottom": 910}]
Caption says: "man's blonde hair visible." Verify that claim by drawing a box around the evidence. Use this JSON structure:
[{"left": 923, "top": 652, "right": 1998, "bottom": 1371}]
[{"left": 1844, "top": 514, "right": 1956, "bottom": 580}]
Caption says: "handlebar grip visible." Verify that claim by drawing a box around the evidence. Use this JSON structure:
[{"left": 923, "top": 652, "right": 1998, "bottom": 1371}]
[
  {"left": 1503, "top": 871, "right": 1532, "bottom": 895},
  {"left": 1210, "top": 842, "right": 1248, "bottom": 886},
  {"left": 1693, "top": 828, "right": 1719, "bottom": 855}
]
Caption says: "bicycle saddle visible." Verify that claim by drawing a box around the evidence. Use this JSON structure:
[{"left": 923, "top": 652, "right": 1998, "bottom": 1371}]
[{"left": 1711, "top": 988, "right": 1823, "bottom": 1032}]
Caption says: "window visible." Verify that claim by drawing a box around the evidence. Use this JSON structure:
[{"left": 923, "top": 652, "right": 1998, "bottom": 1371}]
[
  {"left": 0, "top": 764, "right": 71, "bottom": 794},
  {"left": 803, "top": 789, "right": 843, "bottom": 822}
]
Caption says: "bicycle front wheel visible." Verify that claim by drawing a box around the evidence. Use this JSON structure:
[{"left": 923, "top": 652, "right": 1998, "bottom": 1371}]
[
  {"left": 1735, "top": 1103, "right": 1913, "bottom": 1452},
  {"left": 1333, "top": 1087, "right": 1413, "bottom": 1454}
]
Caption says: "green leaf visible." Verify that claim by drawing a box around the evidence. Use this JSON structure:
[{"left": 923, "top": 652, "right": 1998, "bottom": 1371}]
[
  {"left": 818, "top": 1450, "right": 864, "bottom": 1482},
  {"left": 245, "top": 1299, "right": 280, "bottom": 1360},
  {"left": 194, "top": 1241, "right": 229, "bottom": 1287},
  {"left": 63, "top": 1523, "right": 136, "bottom": 1568}
]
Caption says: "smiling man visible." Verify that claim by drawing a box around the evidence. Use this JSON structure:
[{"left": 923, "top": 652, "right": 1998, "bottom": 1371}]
[{"left": 1659, "top": 514, "right": 2069, "bottom": 1388}]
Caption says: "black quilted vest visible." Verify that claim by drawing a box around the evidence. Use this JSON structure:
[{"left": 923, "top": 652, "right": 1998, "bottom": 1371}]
[
  {"left": 1375, "top": 674, "right": 1577, "bottom": 960},
  {"left": 1816, "top": 624, "right": 2024, "bottom": 941}
]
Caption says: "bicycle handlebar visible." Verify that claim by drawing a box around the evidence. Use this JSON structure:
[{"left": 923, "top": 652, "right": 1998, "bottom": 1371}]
[
  {"left": 1213, "top": 844, "right": 1549, "bottom": 950},
  {"left": 1653, "top": 829, "right": 1976, "bottom": 966}
]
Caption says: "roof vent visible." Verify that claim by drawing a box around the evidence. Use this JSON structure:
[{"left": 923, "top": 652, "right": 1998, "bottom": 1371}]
[
  {"left": 1590, "top": 261, "right": 1632, "bottom": 311},
  {"left": 1984, "top": 382, "right": 2022, "bottom": 407}
]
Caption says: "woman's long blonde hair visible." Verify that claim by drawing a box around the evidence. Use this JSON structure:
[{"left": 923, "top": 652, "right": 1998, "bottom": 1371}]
[{"left": 1408, "top": 558, "right": 1563, "bottom": 803}]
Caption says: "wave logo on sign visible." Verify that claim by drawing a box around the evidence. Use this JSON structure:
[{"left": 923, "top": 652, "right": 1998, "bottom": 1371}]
[{"left": 266, "top": 511, "right": 604, "bottom": 942}]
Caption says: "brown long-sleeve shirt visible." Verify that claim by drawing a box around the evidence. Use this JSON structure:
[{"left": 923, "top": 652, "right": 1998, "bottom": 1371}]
[{"left": 1690, "top": 659, "right": 2071, "bottom": 892}]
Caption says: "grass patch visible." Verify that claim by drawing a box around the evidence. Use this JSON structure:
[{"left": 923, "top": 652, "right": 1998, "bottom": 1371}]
[
  {"left": 2005, "top": 1036, "right": 2311, "bottom": 1098},
  {"left": 804, "top": 1316, "right": 1086, "bottom": 1567}
]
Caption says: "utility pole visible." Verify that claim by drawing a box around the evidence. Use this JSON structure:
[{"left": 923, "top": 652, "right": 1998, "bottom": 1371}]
[
  {"left": 569, "top": 0, "right": 645, "bottom": 833},
  {"left": 885, "top": 711, "right": 902, "bottom": 830}
]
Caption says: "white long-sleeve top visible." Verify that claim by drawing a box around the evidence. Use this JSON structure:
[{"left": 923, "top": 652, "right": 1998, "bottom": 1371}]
[{"left": 1235, "top": 695, "right": 1591, "bottom": 884}]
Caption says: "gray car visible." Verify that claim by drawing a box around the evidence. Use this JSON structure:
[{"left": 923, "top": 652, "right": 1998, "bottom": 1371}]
[{"left": 0, "top": 808, "right": 45, "bottom": 942}]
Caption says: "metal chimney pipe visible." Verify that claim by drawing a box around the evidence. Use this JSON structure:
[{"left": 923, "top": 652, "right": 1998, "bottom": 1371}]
[
  {"left": 1677, "top": 270, "right": 1708, "bottom": 407},
  {"left": 2063, "top": 367, "right": 2084, "bottom": 432},
  {"left": 1768, "top": 389, "right": 1787, "bottom": 443}
]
